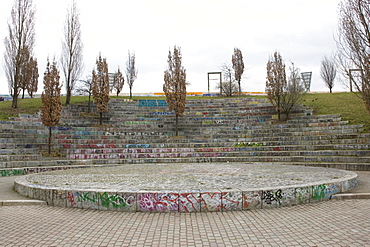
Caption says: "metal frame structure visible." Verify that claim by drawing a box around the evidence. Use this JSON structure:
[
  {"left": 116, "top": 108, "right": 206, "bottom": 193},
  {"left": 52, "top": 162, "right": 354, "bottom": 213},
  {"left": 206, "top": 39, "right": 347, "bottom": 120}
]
[
  {"left": 301, "top": 72, "right": 312, "bottom": 92},
  {"left": 207, "top": 72, "right": 222, "bottom": 95},
  {"left": 349, "top": 69, "right": 363, "bottom": 92}
]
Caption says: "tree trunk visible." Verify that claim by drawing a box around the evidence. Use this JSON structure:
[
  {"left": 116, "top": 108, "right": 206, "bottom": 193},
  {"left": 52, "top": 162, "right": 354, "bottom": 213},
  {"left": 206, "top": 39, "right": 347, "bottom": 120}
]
[
  {"left": 88, "top": 94, "right": 91, "bottom": 113},
  {"left": 12, "top": 95, "right": 18, "bottom": 108},
  {"left": 100, "top": 112, "right": 103, "bottom": 125},
  {"left": 129, "top": 87, "right": 132, "bottom": 99},
  {"left": 48, "top": 127, "right": 52, "bottom": 155},
  {"left": 277, "top": 97, "right": 281, "bottom": 120},
  {"left": 66, "top": 88, "right": 71, "bottom": 105},
  {"left": 175, "top": 114, "right": 179, "bottom": 136},
  {"left": 22, "top": 89, "right": 25, "bottom": 99},
  {"left": 238, "top": 79, "right": 241, "bottom": 95}
]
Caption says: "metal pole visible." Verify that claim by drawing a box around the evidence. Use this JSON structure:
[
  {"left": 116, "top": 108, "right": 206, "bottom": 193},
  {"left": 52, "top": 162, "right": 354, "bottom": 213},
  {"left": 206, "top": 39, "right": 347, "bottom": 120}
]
[{"left": 207, "top": 73, "right": 210, "bottom": 93}]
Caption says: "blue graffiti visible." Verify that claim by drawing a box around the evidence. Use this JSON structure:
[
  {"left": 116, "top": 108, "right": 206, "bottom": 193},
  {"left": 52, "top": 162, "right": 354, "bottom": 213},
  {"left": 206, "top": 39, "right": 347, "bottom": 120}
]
[
  {"left": 125, "top": 144, "right": 150, "bottom": 148},
  {"left": 139, "top": 100, "right": 168, "bottom": 107}
]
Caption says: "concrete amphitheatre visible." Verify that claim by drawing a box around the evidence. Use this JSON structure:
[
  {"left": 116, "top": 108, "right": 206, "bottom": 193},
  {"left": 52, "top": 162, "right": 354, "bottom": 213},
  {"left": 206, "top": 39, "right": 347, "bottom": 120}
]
[{"left": 1, "top": 96, "right": 368, "bottom": 212}]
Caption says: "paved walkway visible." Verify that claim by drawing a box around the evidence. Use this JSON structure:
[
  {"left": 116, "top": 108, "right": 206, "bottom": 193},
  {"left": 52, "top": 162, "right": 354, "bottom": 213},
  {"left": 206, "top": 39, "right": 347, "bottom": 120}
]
[
  {"left": 1, "top": 170, "right": 370, "bottom": 246},
  {"left": 1, "top": 200, "right": 370, "bottom": 246}
]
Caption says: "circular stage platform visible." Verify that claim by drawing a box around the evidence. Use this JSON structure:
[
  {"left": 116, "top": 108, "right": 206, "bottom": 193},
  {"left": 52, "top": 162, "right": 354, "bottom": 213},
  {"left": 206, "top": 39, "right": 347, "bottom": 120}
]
[{"left": 14, "top": 163, "right": 358, "bottom": 213}]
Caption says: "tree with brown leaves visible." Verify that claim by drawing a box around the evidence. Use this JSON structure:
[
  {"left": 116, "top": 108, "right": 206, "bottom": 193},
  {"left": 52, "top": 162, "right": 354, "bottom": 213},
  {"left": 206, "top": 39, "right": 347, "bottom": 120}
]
[
  {"left": 163, "top": 46, "right": 187, "bottom": 136},
  {"left": 40, "top": 59, "right": 62, "bottom": 155},
  {"left": 3, "top": 0, "right": 36, "bottom": 108},
  {"left": 266, "top": 52, "right": 287, "bottom": 120},
  {"left": 113, "top": 68, "right": 124, "bottom": 97},
  {"left": 232, "top": 47, "right": 244, "bottom": 94},
  {"left": 27, "top": 57, "right": 38, "bottom": 98},
  {"left": 61, "top": 0, "right": 84, "bottom": 105},
  {"left": 126, "top": 51, "right": 138, "bottom": 99},
  {"left": 18, "top": 46, "right": 38, "bottom": 99},
  {"left": 320, "top": 56, "right": 336, "bottom": 93},
  {"left": 18, "top": 46, "right": 31, "bottom": 99},
  {"left": 336, "top": 0, "right": 370, "bottom": 113},
  {"left": 92, "top": 54, "right": 110, "bottom": 125}
]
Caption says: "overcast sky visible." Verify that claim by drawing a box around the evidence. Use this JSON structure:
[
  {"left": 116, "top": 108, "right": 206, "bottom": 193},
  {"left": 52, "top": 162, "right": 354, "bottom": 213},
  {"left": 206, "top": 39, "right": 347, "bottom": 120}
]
[{"left": 0, "top": 0, "right": 344, "bottom": 95}]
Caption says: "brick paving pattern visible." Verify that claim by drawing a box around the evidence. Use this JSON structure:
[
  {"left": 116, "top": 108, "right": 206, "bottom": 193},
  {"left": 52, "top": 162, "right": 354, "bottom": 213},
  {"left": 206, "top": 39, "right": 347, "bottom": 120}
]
[{"left": 1, "top": 200, "right": 369, "bottom": 246}]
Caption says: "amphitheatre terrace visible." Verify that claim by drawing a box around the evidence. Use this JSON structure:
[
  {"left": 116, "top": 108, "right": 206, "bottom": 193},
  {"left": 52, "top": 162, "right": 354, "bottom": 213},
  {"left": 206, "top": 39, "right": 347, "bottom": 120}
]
[{"left": 1, "top": 96, "right": 369, "bottom": 212}]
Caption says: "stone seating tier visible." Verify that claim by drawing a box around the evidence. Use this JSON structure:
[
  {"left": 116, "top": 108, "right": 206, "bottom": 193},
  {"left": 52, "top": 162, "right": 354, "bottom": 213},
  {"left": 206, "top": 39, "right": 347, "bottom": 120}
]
[{"left": 0, "top": 97, "right": 369, "bottom": 172}]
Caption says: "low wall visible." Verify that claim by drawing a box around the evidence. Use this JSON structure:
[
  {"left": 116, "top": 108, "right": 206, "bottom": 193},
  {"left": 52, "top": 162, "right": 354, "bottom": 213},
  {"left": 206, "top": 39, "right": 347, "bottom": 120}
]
[{"left": 13, "top": 165, "right": 358, "bottom": 213}]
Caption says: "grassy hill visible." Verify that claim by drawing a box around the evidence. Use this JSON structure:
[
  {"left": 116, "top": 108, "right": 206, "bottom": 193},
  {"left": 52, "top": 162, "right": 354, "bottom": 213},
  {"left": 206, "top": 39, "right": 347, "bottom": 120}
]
[
  {"left": 0, "top": 92, "right": 369, "bottom": 132},
  {"left": 303, "top": 92, "right": 370, "bottom": 132}
]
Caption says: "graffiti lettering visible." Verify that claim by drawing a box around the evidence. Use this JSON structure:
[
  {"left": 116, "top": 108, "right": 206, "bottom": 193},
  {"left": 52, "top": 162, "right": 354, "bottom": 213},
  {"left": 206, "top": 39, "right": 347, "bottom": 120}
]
[
  {"left": 312, "top": 184, "right": 326, "bottom": 201},
  {"left": 262, "top": 190, "right": 283, "bottom": 204},
  {"left": 67, "top": 192, "right": 76, "bottom": 207},
  {"left": 76, "top": 192, "right": 98, "bottom": 203},
  {"left": 0, "top": 169, "right": 24, "bottom": 176}
]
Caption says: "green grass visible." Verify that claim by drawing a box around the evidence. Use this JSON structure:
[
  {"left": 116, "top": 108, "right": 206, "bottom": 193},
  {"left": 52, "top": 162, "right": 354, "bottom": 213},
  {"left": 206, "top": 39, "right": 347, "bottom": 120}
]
[
  {"left": 0, "top": 96, "right": 91, "bottom": 121},
  {"left": 0, "top": 93, "right": 369, "bottom": 132},
  {"left": 303, "top": 92, "right": 370, "bottom": 132},
  {"left": 0, "top": 97, "right": 42, "bottom": 120}
]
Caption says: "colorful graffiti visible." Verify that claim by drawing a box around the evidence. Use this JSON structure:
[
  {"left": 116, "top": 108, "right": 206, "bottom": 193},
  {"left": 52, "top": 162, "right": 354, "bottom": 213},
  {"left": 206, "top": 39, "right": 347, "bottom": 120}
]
[
  {"left": 139, "top": 100, "right": 168, "bottom": 107},
  {"left": 139, "top": 193, "right": 179, "bottom": 212},
  {"left": 67, "top": 191, "right": 137, "bottom": 211},
  {"left": 14, "top": 177, "right": 357, "bottom": 212},
  {"left": 312, "top": 184, "right": 327, "bottom": 201},
  {"left": 61, "top": 190, "right": 267, "bottom": 212},
  {"left": 1, "top": 169, "right": 24, "bottom": 177}
]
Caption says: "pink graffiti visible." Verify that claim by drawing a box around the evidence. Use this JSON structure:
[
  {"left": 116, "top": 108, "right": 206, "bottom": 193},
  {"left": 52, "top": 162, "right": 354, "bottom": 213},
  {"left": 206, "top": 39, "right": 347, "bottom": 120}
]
[{"left": 139, "top": 193, "right": 180, "bottom": 212}]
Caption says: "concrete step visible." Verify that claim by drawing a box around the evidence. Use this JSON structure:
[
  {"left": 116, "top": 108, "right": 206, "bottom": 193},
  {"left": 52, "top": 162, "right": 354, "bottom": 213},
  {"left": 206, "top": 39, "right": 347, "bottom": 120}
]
[
  {"left": 0, "top": 159, "right": 93, "bottom": 169},
  {"left": 51, "top": 133, "right": 369, "bottom": 146},
  {"left": 23, "top": 123, "right": 360, "bottom": 139},
  {"left": 240, "top": 133, "right": 370, "bottom": 143},
  {"left": 86, "top": 156, "right": 370, "bottom": 170},
  {"left": 61, "top": 143, "right": 370, "bottom": 155},
  {"left": 67, "top": 150, "right": 370, "bottom": 162},
  {"left": 0, "top": 154, "right": 42, "bottom": 163},
  {"left": 0, "top": 148, "right": 40, "bottom": 155}
]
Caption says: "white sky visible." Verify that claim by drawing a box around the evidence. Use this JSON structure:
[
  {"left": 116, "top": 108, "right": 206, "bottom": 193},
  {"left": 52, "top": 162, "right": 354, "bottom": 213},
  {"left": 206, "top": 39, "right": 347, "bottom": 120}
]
[{"left": 0, "top": 0, "right": 345, "bottom": 95}]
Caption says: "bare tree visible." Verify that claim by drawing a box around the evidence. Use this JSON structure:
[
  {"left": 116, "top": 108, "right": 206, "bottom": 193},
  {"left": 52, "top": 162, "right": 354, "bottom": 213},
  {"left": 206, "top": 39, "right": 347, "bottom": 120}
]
[
  {"left": 74, "top": 76, "right": 93, "bottom": 113},
  {"left": 336, "top": 0, "right": 370, "bottom": 112},
  {"left": 126, "top": 51, "right": 138, "bottom": 99},
  {"left": 217, "top": 63, "right": 238, "bottom": 97},
  {"left": 232, "top": 47, "right": 244, "bottom": 94},
  {"left": 40, "top": 59, "right": 62, "bottom": 155},
  {"left": 61, "top": 0, "right": 84, "bottom": 105},
  {"left": 320, "top": 56, "right": 337, "bottom": 93},
  {"left": 3, "top": 0, "right": 36, "bottom": 108},
  {"left": 92, "top": 54, "right": 110, "bottom": 125},
  {"left": 280, "top": 63, "right": 306, "bottom": 119},
  {"left": 266, "top": 52, "right": 287, "bottom": 120},
  {"left": 163, "top": 46, "right": 187, "bottom": 136},
  {"left": 113, "top": 68, "right": 124, "bottom": 97}
]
